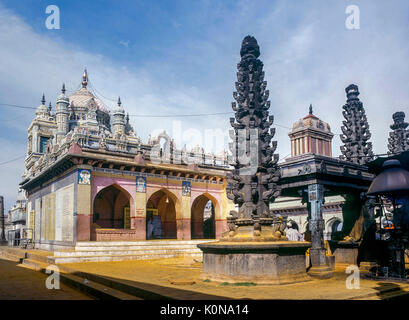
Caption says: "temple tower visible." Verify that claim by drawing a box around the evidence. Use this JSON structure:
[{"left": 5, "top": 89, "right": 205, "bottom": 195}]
[
  {"left": 0, "top": 196, "right": 6, "bottom": 244},
  {"left": 388, "top": 111, "right": 409, "bottom": 155},
  {"left": 112, "top": 97, "right": 126, "bottom": 137},
  {"left": 340, "top": 84, "right": 374, "bottom": 165},
  {"left": 289, "top": 104, "right": 333, "bottom": 157},
  {"left": 55, "top": 84, "right": 69, "bottom": 142},
  {"left": 226, "top": 35, "right": 281, "bottom": 234}
]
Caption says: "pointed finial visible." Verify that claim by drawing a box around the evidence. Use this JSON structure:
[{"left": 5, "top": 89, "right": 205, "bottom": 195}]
[
  {"left": 41, "top": 93, "right": 46, "bottom": 105},
  {"left": 309, "top": 104, "right": 313, "bottom": 115},
  {"left": 82, "top": 68, "right": 88, "bottom": 88},
  {"left": 62, "top": 83, "right": 66, "bottom": 94},
  {"left": 48, "top": 102, "right": 52, "bottom": 112},
  {"left": 126, "top": 113, "right": 129, "bottom": 123},
  {"left": 117, "top": 96, "right": 122, "bottom": 106}
]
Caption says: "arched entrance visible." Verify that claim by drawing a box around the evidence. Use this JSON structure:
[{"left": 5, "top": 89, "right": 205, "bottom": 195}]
[
  {"left": 146, "top": 189, "right": 177, "bottom": 239},
  {"left": 93, "top": 184, "right": 131, "bottom": 229},
  {"left": 191, "top": 194, "right": 216, "bottom": 239},
  {"left": 330, "top": 219, "right": 343, "bottom": 240}
]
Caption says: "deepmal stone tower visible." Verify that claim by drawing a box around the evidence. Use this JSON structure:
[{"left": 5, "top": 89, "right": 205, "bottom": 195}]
[
  {"left": 226, "top": 35, "right": 282, "bottom": 240},
  {"left": 340, "top": 84, "right": 374, "bottom": 165},
  {"left": 198, "top": 37, "right": 310, "bottom": 284},
  {"left": 388, "top": 111, "right": 409, "bottom": 155}
]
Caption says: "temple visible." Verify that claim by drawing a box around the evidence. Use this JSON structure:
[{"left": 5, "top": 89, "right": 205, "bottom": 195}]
[
  {"left": 19, "top": 70, "right": 235, "bottom": 250},
  {"left": 289, "top": 104, "right": 333, "bottom": 158},
  {"left": 271, "top": 105, "right": 342, "bottom": 239}
]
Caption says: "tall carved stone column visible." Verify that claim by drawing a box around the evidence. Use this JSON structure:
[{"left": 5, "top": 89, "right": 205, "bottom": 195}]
[
  {"left": 0, "top": 196, "right": 7, "bottom": 245},
  {"left": 198, "top": 36, "right": 311, "bottom": 285},
  {"left": 308, "top": 184, "right": 333, "bottom": 278},
  {"left": 388, "top": 111, "right": 409, "bottom": 155}
]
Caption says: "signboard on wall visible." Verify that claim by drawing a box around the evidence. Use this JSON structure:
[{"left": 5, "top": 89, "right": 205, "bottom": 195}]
[
  {"left": 78, "top": 169, "right": 91, "bottom": 185},
  {"left": 123, "top": 207, "right": 130, "bottom": 229},
  {"left": 29, "top": 210, "right": 35, "bottom": 240},
  {"left": 136, "top": 176, "right": 146, "bottom": 193},
  {"left": 182, "top": 181, "right": 191, "bottom": 197}
]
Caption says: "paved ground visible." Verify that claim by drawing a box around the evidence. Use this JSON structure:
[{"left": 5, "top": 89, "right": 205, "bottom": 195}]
[
  {"left": 0, "top": 256, "right": 93, "bottom": 300},
  {"left": 62, "top": 257, "right": 409, "bottom": 300},
  {"left": 1, "top": 246, "right": 409, "bottom": 300}
]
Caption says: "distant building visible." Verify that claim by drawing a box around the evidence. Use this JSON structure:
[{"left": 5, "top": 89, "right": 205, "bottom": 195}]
[
  {"left": 271, "top": 105, "right": 343, "bottom": 240},
  {"left": 20, "top": 70, "right": 234, "bottom": 251},
  {"left": 6, "top": 189, "right": 27, "bottom": 244}
]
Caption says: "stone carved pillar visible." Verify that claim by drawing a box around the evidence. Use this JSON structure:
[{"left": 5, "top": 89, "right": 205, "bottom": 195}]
[
  {"left": 0, "top": 196, "right": 6, "bottom": 244},
  {"left": 308, "top": 184, "right": 333, "bottom": 278}
]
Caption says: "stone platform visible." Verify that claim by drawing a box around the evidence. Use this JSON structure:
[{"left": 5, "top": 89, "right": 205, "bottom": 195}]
[
  {"left": 328, "top": 240, "right": 359, "bottom": 267},
  {"left": 198, "top": 241, "right": 311, "bottom": 285},
  {"left": 51, "top": 240, "right": 214, "bottom": 263}
]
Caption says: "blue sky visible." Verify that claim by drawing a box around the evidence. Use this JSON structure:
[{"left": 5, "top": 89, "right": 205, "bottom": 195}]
[{"left": 0, "top": 0, "right": 409, "bottom": 210}]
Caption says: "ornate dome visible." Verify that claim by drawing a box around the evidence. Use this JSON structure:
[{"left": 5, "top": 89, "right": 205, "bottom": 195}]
[
  {"left": 68, "top": 87, "right": 110, "bottom": 113},
  {"left": 288, "top": 104, "right": 334, "bottom": 158},
  {"left": 68, "top": 69, "right": 110, "bottom": 114},
  {"left": 292, "top": 104, "right": 331, "bottom": 134}
]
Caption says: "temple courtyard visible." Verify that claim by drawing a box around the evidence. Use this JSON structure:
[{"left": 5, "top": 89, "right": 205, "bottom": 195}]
[{"left": 1, "top": 246, "right": 409, "bottom": 300}]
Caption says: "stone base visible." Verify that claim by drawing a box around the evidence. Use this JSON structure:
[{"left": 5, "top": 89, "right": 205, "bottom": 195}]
[
  {"left": 328, "top": 240, "right": 359, "bottom": 266},
  {"left": 308, "top": 248, "right": 334, "bottom": 279},
  {"left": 197, "top": 241, "right": 311, "bottom": 285},
  {"left": 93, "top": 228, "right": 137, "bottom": 241},
  {"left": 359, "top": 261, "right": 377, "bottom": 273},
  {"left": 308, "top": 265, "right": 333, "bottom": 279}
]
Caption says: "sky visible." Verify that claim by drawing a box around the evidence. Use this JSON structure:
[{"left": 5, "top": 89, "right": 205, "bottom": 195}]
[{"left": 0, "top": 0, "right": 409, "bottom": 211}]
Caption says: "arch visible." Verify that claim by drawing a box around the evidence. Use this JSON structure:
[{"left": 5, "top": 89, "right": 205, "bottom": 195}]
[
  {"left": 191, "top": 193, "right": 219, "bottom": 239},
  {"left": 146, "top": 188, "right": 179, "bottom": 239},
  {"left": 93, "top": 184, "right": 133, "bottom": 229},
  {"left": 327, "top": 217, "right": 343, "bottom": 240}
]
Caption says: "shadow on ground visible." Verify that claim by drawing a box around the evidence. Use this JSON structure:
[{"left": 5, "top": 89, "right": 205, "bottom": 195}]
[{"left": 374, "top": 282, "right": 409, "bottom": 300}]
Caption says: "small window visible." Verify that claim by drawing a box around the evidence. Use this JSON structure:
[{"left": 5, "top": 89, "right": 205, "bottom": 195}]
[{"left": 39, "top": 137, "right": 49, "bottom": 153}]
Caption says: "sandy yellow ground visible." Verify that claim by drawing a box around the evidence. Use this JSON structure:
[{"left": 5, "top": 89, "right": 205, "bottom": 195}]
[
  {"left": 61, "top": 257, "right": 409, "bottom": 300},
  {"left": 0, "top": 257, "right": 93, "bottom": 300}
]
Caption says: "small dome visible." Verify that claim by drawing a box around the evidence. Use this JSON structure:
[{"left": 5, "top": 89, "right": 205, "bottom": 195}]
[
  {"left": 291, "top": 109, "right": 331, "bottom": 134},
  {"left": 57, "top": 84, "right": 69, "bottom": 103},
  {"left": 36, "top": 94, "right": 49, "bottom": 116},
  {"left": 113, "top": 97, "right": 125, "bottom": 115},
  {"left": 69, "top": 87, "right": 110, "bottom": 114}
]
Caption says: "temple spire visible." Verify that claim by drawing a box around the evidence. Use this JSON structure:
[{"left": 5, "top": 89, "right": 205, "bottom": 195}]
[
  {"left": 62, "top": 83, "right": 66, "bottom": 94},
  {"left": 41, "top": 93, "right": 46, "bottom": 105},
  {"left": 309, "top": 104, "right": 313, "bottom": 115},
  {"left": 226, "top": 35, "right": 281, "bottom": 232},
  {"left": 340, "top": 84, "right": 374, "bottom": 164},
  {"left": 388, "top": 111, "right": 409, "bottom": 155},
  {"left": 117, "top": 96, "right": 121, "bottom": 107},
  {"left": 82, "top": 68, "right": 88, "bottom": 88}
]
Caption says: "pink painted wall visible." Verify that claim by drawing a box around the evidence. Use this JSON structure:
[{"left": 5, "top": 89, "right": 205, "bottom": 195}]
[{"left": 92, "top": 175, "right": 136, "bottom": 205}]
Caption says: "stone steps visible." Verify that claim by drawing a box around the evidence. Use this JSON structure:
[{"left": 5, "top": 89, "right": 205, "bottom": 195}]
[
  {"left": 50, "top": 252, "right": 203, "bottom": 264},
  {"left": 73, "top": 244, "right": 204, "bottom": 251},
  {"left": 0, "top": 247, "right": 26, "bottom": 262},
  {"left": 54, "top": 247, "right": 201, "bottom": 257},
  {"left": 18, "top": 259, "right": 141, "bottom": 300},
  {"left": 50, "top": 240, "right": 213, "bottom": 264},
  {"left": 73, "top": 240, "right": 213, "bottom": 251}
]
